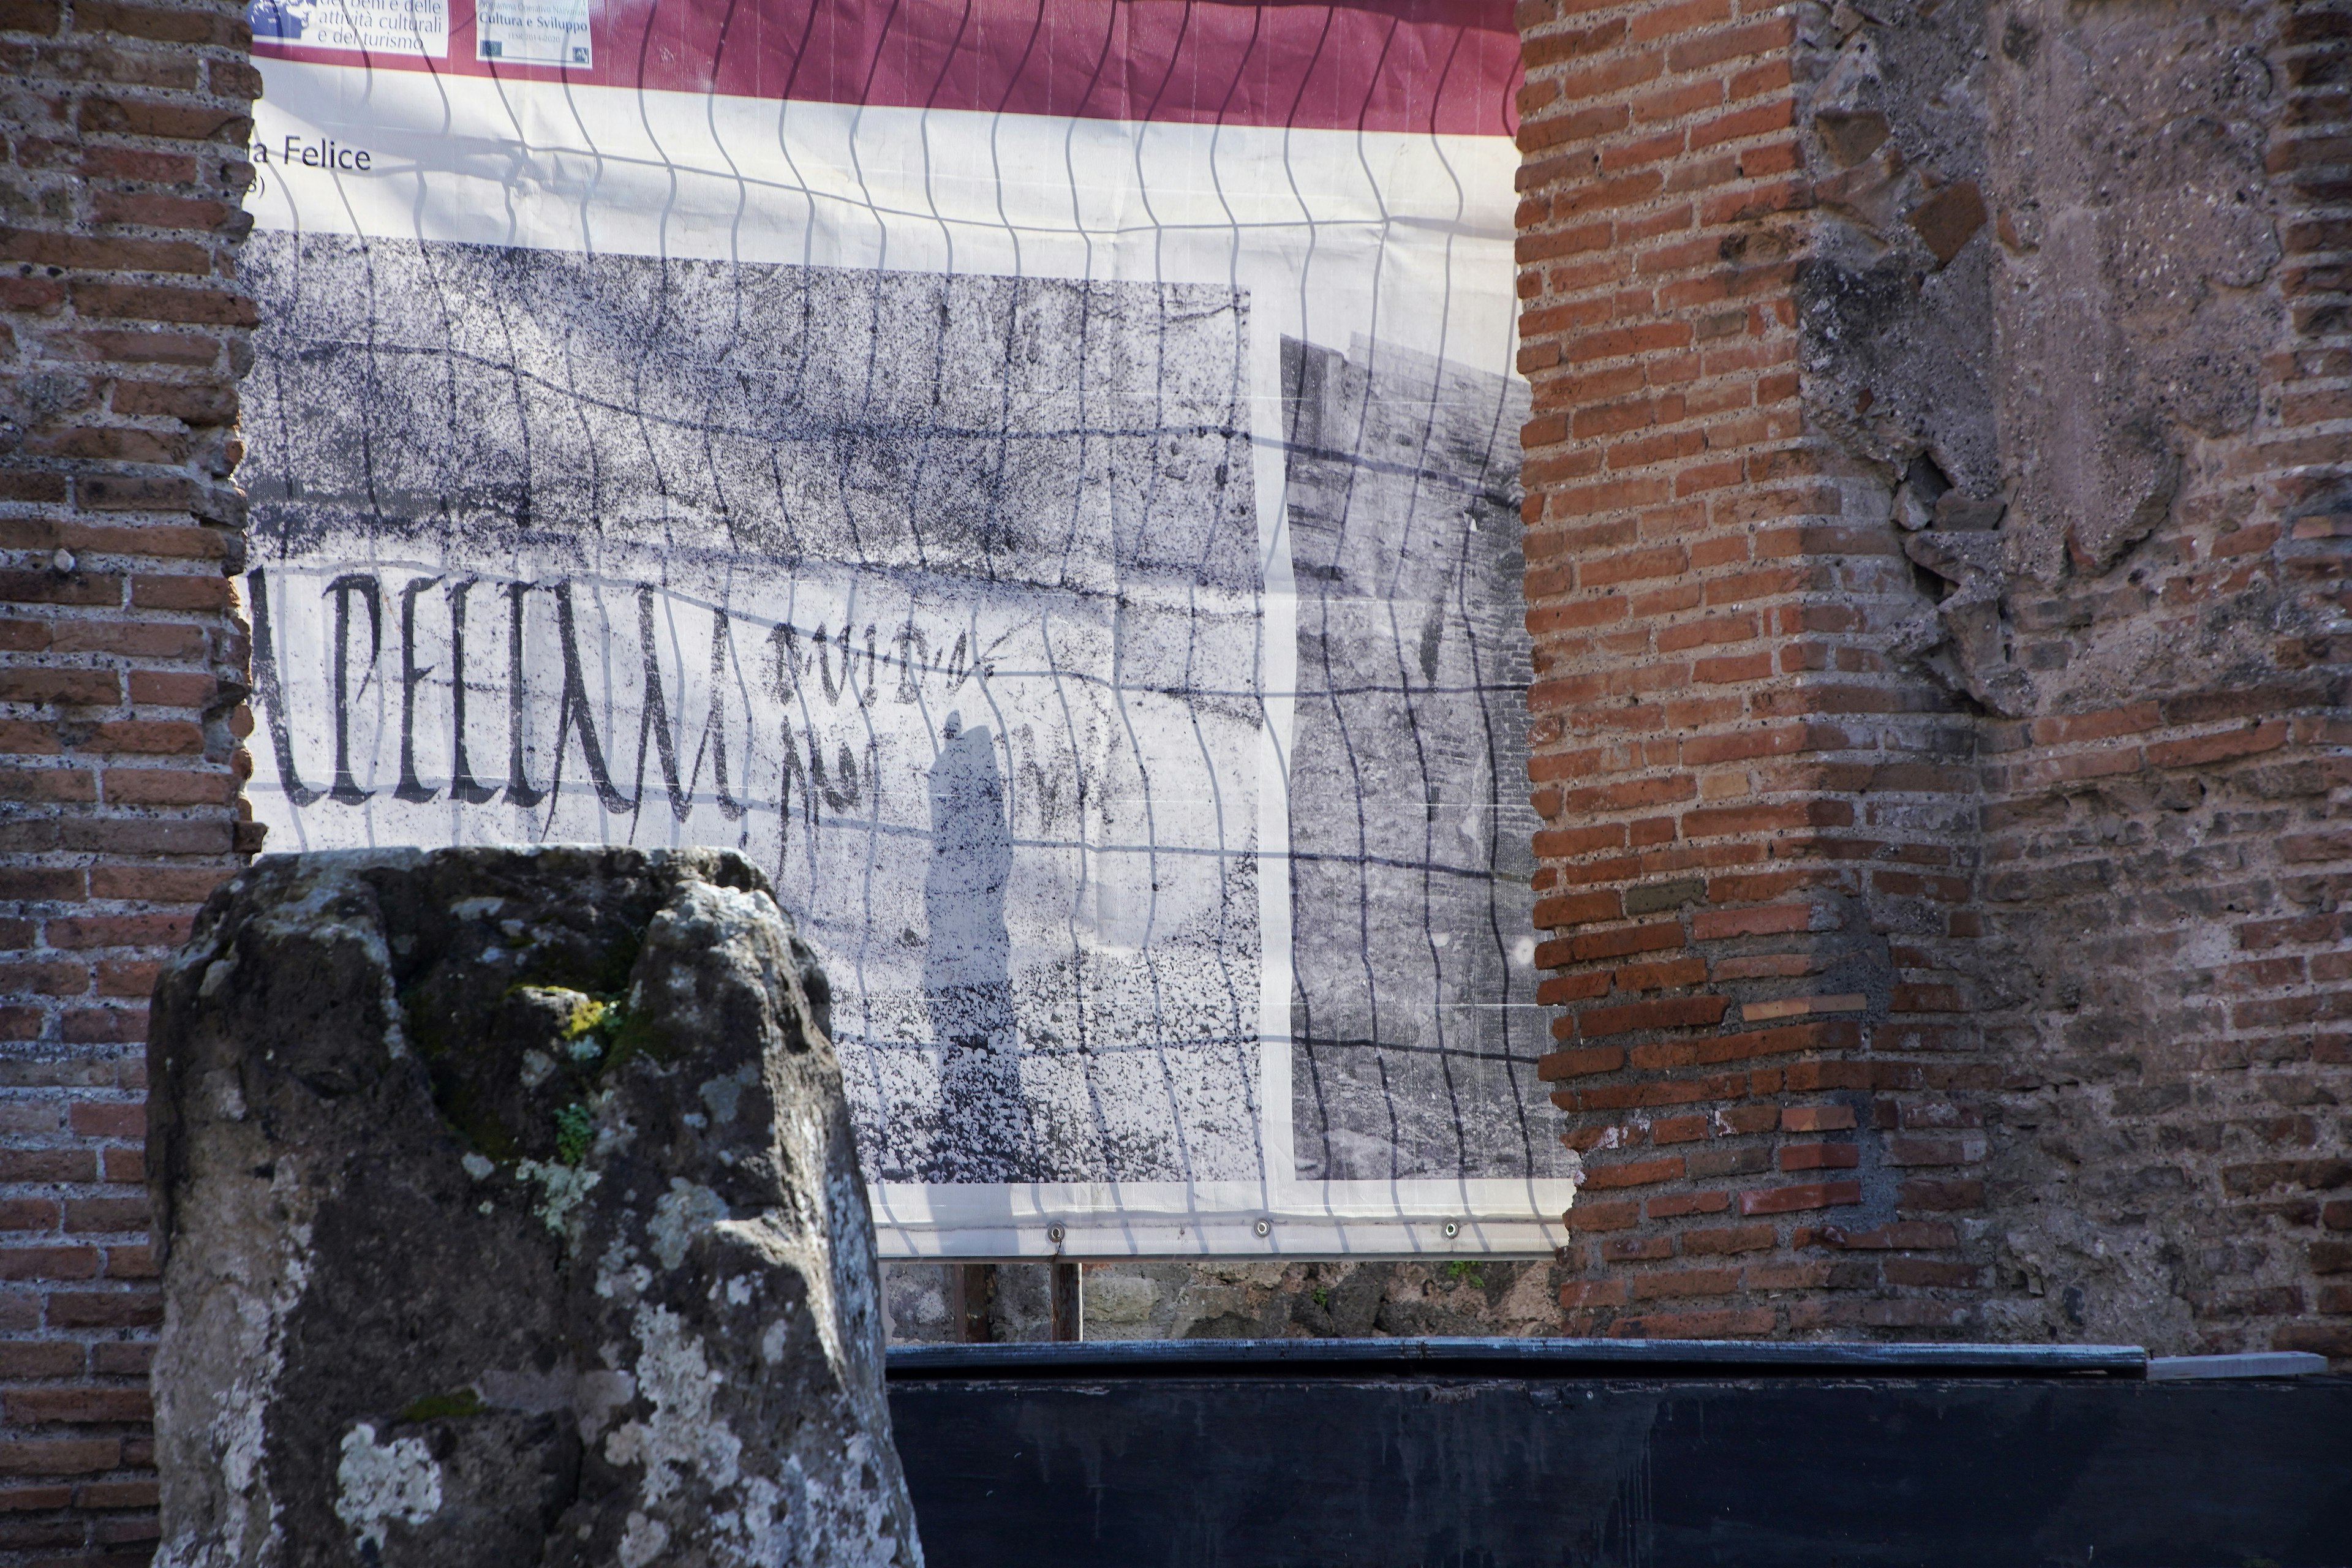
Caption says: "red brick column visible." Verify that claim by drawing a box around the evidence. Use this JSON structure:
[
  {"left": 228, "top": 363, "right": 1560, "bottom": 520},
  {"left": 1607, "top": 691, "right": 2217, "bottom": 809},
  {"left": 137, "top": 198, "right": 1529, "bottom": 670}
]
[
  {"left": 1513, "top": 0, "right": 2349, "bottom": 1357},
  {"left": 1, "top": 0, "right": 258, "bottom": 1555},
  {"left": 1512, "top": 0, "right": 2002, "bottom": 1340}
]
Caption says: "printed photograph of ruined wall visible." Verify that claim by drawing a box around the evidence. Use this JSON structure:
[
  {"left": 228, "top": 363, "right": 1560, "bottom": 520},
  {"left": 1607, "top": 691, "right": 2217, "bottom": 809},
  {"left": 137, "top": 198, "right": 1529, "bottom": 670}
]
[
  {"left": 237, "top": 232, "right": 1553, "bottom": 1199},
  {"left": 1282, "top": 337, "right": 1561, "bottom": 1185},
  {"left": 238, "top": 233, "right": 1265, "bottom": 1188}
]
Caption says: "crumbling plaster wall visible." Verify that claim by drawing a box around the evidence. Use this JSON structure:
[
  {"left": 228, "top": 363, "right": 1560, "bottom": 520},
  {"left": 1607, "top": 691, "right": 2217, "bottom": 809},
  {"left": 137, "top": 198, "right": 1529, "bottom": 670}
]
[
  {"left": 1791, "top": 0, "right": 2350, "bottom": 1354},
  {"left": 1796, "top": 0, "right": 2310, "bottom": 719}
]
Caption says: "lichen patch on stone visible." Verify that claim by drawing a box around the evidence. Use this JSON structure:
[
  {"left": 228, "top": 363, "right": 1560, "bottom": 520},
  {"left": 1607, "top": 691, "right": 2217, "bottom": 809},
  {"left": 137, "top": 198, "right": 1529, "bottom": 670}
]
[
  {"left": 334, "top": 1422, "right": 443, "bottom": 1551},
  {"left": 605, "top": 1302, "right": 745, "bottom": 1507},
  {"left": 515, "top": 1158, "right": 601, "bottom": 1238},
  {"left": 650, "top": 1180, "right": 727, "bottom": 1271},
  {"left": 619, "top": 1511, "right": 671, "bottom": 1568}
]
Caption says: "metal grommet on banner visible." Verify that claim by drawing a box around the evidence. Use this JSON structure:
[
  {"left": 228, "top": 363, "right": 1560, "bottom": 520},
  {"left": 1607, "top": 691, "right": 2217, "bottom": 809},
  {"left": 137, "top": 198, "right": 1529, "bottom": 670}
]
[
  {"left": 1253, "top": 1219, "right": 1271, "bottom": 1238},
  {"left": 1442, "top": 1221, "right": 1460, "bottom": 1239},
  {"left": 1047, "top": 1224, "right": 1065, "bottom": 1245}
]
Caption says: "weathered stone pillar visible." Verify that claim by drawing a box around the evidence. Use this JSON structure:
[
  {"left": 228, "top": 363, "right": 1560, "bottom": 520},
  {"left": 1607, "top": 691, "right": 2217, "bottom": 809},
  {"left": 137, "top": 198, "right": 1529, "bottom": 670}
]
[{"left": 145, "top": 846, "right": 921, "bottom": 1567}]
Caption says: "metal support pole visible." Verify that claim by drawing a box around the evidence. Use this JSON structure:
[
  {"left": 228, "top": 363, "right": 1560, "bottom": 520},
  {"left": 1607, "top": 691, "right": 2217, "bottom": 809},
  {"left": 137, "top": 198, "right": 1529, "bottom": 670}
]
[
  {"left": 951, "top": 1263, "right": 997, "bottom": 1344},
  {"left": 1050, "top": 1261, "right": 1082, "bottom": 1341}
]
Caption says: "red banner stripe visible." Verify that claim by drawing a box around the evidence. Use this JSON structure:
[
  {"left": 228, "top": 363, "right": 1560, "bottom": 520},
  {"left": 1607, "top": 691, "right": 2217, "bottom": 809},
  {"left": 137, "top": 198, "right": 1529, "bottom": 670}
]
[{"left": 255, "top": 0, "right": 1523, "bottom": 137}]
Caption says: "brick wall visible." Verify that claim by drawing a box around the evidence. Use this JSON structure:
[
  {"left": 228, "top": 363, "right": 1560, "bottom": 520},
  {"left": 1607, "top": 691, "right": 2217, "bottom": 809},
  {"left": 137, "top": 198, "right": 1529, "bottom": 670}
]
[
  {"left": 1514, "top": 0, "right": 2351, "bottom": 1355},
  {"left": 1512, "top": 0, "right": 1985, "bottom": 1340},
  {"left": 0, "top": 0, "right": 258, "bottom": 1556},
  {"left": 1969, "top": 0, "right": 2352, "bottom": 1358}
]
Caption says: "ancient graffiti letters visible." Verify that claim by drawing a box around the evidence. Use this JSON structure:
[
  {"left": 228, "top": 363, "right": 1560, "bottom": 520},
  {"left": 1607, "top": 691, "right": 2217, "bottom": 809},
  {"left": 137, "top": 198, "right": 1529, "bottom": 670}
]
[{"left": 246, "top": 567, "right": 1023, "bottom": 845}]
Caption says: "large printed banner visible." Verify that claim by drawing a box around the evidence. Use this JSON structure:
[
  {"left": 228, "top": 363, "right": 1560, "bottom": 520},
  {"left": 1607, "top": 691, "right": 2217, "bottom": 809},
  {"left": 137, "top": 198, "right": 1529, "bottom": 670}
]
[{"left": 241, "top": 0, "right": 1578, "bottom": 1256}]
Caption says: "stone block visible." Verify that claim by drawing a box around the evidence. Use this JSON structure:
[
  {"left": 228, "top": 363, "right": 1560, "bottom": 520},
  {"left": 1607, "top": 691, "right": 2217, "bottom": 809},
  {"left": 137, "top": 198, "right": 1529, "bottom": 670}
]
[{"left": 148, "top": 846, "right": 920, "bottom": 1567}]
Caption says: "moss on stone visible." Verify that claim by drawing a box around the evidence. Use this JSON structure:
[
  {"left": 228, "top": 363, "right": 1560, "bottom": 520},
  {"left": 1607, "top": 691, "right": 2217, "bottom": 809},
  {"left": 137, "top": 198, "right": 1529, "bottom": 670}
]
[
  {"left": 397, "top": 1387, "right": 485, "bottom": 1423},
  {"left": 553, "top": 1102, "right": 595, "bottom": 1166}
]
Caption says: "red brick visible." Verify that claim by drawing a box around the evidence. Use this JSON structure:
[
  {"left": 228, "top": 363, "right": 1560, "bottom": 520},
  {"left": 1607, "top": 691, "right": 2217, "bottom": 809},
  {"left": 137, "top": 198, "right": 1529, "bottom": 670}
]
[
  {"left": 0, "top": 1151, "right": 95, "bottom": 1183},
  {"left": 61, "top": 1006, "right": 148, "bottom": 1044},
  {"left": 1564, "top": 1199, "right": 1638, "bottom": 1232},
  {"left": 1630, "top": 1266, "right": 1738, "bottom": 1300},
  {"left": 1649, "top": 1114, "right": 1709, "bottom": 1144},
  {"left": 43, "top": 621, "right": 206, "bottom": 658},
  {"left": 1898, "top": 1180, "right": 1985, "bottom": 1212},
  {"left": 43, "top": 1291, "right": 161, "bottom": 1330},
  {"left": 0, "top": 571, "right": 123, "bottom": 608},
  {"left": 1538, "top": 1046, "right": 1626, "bottom": 1080},
  {"left": 2274, "top": 1324, "right": 2352, "bottom": 1357},
  {"left": 1532, "top": 889, "right": 1622, "bottom": 927},
  {"left": 1683, "top": 1224, "right": 1774, "bottom": 1255},
  {"left": 1740, "top": 1181, "right": 1861, "bottom": 1216},
  {"left": 66, "top": 1103, "right": 143, "bottom": 1140},
  {"left": 1580, "top": 1156, "right": 1686, "bottom": 1189},
  {"left": 109, "top": 380, "right": 238, "bottom": 424},
  {"left": 0, "top": 1442, "right": 118, "bottom": 1477},
  {"left": 1813, "top": 1222, "right": 1959, "bottom": 1251},
  {"left": 1537, "top": 970, "right": 1613, "bottom": 1005},
  {"left": 2146, "top": 720, "right": 2290, "bottom": 770},
  {"left": 41, "top": 913, "right": 192, "bottom": 949},
  {"left": 75, "top": 473, "right": 196, "bottom": 510},
  {"left": 61, "top": 1198, "right": 149, "bottom": 1235},
  {"left": 1559, "top": 1278, "right": 1629, "bottom": 1307},
  {"left": 1578, "top": 994, "right": 1730, "bottom": 1037},
  {"left": 0, "top": 668, "right": 120, "bottom": 706},
  {"left": 1614, "top": 956, "right": 1708, "bottom": 990},
  {"left": 1646, "top": 1190, "right": 1734, "bottom": 1219},
  {"left": 0, "top": 962, "right": 88, "bottom": 998},
  {"left": 4, "top": 1390, "right": 150, "bottom": 1426},
  {"left": 1569, "top": 922, "right": 1686, "bottom": 963},
  {"left": 129, "top": 575, "right": 232, "bottom": 612},
  {"left": 102, "top": 1244, "right": 155, "bottom": 1280},
  {"left": 1692, "top": 902, "right": 1816, "bottom": 940},
  {"left": 0, "top": 1340, "right": 81, "bottom": 1384},
  {"left": 1743, "top": 1260, "right": 1833, "bottom": 1291},
  {"left": 0, "top": 1249, "right": 99, "bottom": 1283},
  {"left": 88, "top": 865, "right": 231, "bottom": 902},
  {"left": 125, "top": 670, "right": 218, "bottom": 708},
  {"left": 63, "top": 1347, "right": 135, "bottom": 1401},
  {"left": 1663, "top": 13, "right": 1793, "bottom": 72},
  {"left": 99, "top": 767, "right": 236, "bottom": 806},
  {"left": 1610, "top": 1306, "right": 1774, "bottom": 1339},
  {"left": 78, "top": 719, "right": 204, "bottom": 756},
  {"left": 1515, "top": 102, "right": 1630, "bottom": 156}
]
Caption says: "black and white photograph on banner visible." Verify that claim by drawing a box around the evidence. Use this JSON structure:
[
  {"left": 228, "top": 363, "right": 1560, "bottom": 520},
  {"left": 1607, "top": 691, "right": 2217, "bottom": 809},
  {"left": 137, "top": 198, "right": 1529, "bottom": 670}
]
[{"left": 235, "top": 0, "right": 1573, "bottom": 1256}]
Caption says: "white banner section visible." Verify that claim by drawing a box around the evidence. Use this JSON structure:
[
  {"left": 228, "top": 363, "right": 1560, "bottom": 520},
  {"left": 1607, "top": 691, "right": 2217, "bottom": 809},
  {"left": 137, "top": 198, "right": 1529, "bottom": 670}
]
[{"left": 240, "top": 53, "right": 1578, "bottom": 1257}]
